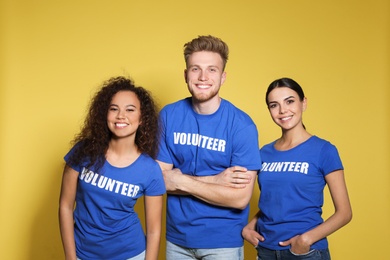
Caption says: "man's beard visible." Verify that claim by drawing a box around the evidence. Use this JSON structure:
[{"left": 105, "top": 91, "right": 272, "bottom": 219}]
[
  {"left": 192, "top": 90, "right": 218, "bottom": 103},
  {"left": 189, "top": 85, "right": 220, "bottom": 103}
]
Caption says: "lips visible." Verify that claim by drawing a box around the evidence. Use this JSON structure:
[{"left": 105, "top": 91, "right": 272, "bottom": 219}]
[
  {"left": 196, "top": 84, "right": 211, "bottom": 89},
  {"left": 280, "top": 116, "right": 292, "bottom": 121},
  {"left": 115, "top": 123, "right": 128, "bottom": 128}
]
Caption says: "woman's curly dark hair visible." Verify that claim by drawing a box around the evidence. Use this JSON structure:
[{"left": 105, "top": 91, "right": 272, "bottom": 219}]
[{"left": 68, "top": 76, "right": 160, "bottom": 172}]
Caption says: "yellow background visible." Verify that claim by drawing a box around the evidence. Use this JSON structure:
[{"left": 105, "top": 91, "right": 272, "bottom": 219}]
[{"left": 1, "top": 0, "right": 389, "bottom": 259}]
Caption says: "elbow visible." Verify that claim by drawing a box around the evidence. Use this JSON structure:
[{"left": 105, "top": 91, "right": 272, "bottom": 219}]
[
  {"left": 345, "top": 209, "right": 353, "bottom": 224},
  {"left": 236, "top": 204, "right": 248, "bottom": 211},
  {"left": 58, "top": 205, "right": 69, "bottom": 218},
  {"left": 59, "top": 201, "right": 74, "bottom": 216},
  {"left": 230, "top": 192, "right": 252, "bottom": 210},
  {"left": 231, "top": 198, "right": 250, "bottom": 210},
  {"left": 237, "top": 200, "right": 250, "bottom": 210},
  {"left": 229, "top": 204, "right": 247, "bottom": 211},
  {"left": 344, "top": 204, "right": 353, "bottom": 224},
  {"left": 339, "top": 208, "right": 353, "bottom": 227}
]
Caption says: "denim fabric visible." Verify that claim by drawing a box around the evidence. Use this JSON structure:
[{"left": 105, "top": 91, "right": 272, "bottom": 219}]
[
  {"left": 166, "top": 241, "right": 244, "bottom": 260},
  {"left": 129, "top": 251, "right": 146, "bottom": 260},
  {"left": 77, "top": 250, "right": 145, "bottom": 260},
  {"left": 256, "top": 245, "right": 330, "bottom": 260}
]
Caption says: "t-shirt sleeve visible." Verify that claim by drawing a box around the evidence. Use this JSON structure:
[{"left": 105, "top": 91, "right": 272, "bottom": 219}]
[
  {"left": 156, "top": 108, "right": 173, "bottom": 164},
  {"left": 320, "top": 142, "right": 344, "bottom": 176},
  {"left": 64, "top": 143, "right": 83, "bottom": 173},
  {"left": 145, "top": 161, "right": 166, "bottom": 196},
  {"left": 231, "top": 123, "right": 262, "bottom": 171}
]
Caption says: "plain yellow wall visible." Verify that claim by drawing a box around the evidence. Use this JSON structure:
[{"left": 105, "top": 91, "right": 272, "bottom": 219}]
[{"left": 1, "top": 0, "right": 389, "bottom": 259}]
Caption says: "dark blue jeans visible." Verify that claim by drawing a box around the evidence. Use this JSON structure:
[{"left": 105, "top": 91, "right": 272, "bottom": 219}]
[{"left": 256, "top": 245, "right": 330, "bottom": 260}]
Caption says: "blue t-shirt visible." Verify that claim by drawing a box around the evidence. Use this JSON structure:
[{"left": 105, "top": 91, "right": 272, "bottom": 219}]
[
  {"left": 64, "top": 146, "right": 166, "bottom": 260},
  {"left": 257, "top": 136, "right": 343, "bottom": 250},
  {"left": 158, "top": 97, "right": 261, "bottom": 248}
]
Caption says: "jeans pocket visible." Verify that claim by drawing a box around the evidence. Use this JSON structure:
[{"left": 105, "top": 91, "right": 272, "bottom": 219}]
[{"left": 289, "top": 248, "right": 316, "bottom": 256}]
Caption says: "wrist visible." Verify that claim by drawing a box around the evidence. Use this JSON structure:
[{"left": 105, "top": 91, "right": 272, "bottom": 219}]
[
  {"left": 176, "top": 174, "right": 192, "bottom": 192},
  {"left": 299, "top": 233, "right": 313, "bottom": 246}
]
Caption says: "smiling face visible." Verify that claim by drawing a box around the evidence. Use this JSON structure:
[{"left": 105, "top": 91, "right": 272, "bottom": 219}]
[
  {"left": 185, "top": 51, "right": 226, "bottom": 105},
  {"left": 267, "top": 87, "right": 307, "bottom": 131},
  {"left": 107, "top": 90, "right": 141, "bottom": 140}
]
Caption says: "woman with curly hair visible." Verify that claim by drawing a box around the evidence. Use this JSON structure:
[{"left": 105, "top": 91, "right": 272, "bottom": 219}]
[{"left": 59, "top": 76, "right": 166, "bottom": 260}]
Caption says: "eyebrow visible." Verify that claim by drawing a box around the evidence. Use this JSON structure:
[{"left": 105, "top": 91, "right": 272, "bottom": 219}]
[
  {"left": 284, "top": 96, "right": 295, "bottom": 100},
  {"left": 109, "top": 104, "right": 137, "bottom": 108},
  {"left": 188, "top": 64, "right": 220, "bottom": 69},
  {"left": 268, "top": 96, "right": 296, "bottom": 104}
]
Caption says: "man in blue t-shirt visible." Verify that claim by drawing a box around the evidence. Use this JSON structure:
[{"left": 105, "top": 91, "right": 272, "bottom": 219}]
[{"left": 157, "top": 35, "right": 262, "bottom": 260}]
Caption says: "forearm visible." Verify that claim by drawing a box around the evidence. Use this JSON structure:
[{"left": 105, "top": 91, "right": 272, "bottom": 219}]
[
  {"left": 59, "top": 165, "right": 78, "bottom": 260},
  {"left": 192, "top": 166, "right": 252, "bottom": 188},
  {"left": 162, "top": 165, "right": 255, "bottom": 206},
  {"left": 242, "top": 210, "right": 264, "bottom": 246},
  {"left": 166, "top": 189, "right": 190, "bottom": 195},
  {"left": 145, "top": 231, "right": 161, "bottom": 260},
  {"left": 59, "top": 207, "right": 77, "bottom": 260},
  {"left": 144, "top": 195, "right": 163, "bottom": 260},
  {"left": 299, "top": 170, "right": 353, "bottom": 246},
  {"left": 177, "top": 173, "right": 256, "bottom": 209},
  {"left": 166, "top": 174, "right": 223, "bottom": 195},
  {"left": 194, "top": 174, "right": 215, "bottom": 183},
  {"left": 300, "top": 209, "right": 352, "bottom": 246},
  {"left": 166, "top": 174, "right": 230, "bottom": 195},
  {"left": 245, "top": 211, "right": 261, "bottom": 230}
]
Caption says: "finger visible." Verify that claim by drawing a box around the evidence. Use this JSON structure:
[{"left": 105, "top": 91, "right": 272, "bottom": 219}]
[
  {"left": 231, "top": 166, "right": 248, "bottom": 172},
  {"left": 232, "top": 177, "right": 248, "bottom": 185},
  {"left": 257, "top": 234, "right": 265, "bottom": 242},
  {"left": 234, "top": 173, "right": 251, "bottom": 180},
  {"left": 231, "top": 183, "right": 246, "bottom": 189},
  {"left": 232, "top": 176, "right": 250, "bottom": 184},
  {"left": 279, "top": 240, "right": 290, "bottom": 246}
]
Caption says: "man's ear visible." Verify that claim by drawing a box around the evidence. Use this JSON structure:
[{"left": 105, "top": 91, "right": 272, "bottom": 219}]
[
  {"left": 184, "top": 69, "right": 188, "bottom": 83},
  {"left": 221, "top": 71, "right": 227, "bottom": 85}
]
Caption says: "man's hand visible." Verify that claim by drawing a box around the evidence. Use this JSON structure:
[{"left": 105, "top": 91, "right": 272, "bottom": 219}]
[
  {"left": 162, "top": 168, "right": 185, "bottom": 192},
  {"left": 212, "top": 166, "right": 252, "bottom": 188}
]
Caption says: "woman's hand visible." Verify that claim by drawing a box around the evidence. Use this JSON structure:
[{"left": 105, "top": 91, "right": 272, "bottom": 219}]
[{"left": 279, "top": 235, "right": 311, "bottom": 254}]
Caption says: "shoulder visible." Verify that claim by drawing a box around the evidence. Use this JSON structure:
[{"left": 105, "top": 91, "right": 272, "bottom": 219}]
[
  {"left": 159, "top": 98, "right": 193, "bottom": 124},
  {"left": 260, "top": 141, "right": 276, "bottom": 153},
  {"left": 302, "top": 136, "right": 342, "bottom": 163},
  {"left": 64, "top": 141, "right": 84, "bottom": 162},
  {"left": 309, "top": 136, "right": 337, "bottom": 150},
  {"left": 138, "top": 153, "right": 160, "bottom": 166},
  {"left": 220, "top": 99, "right": 255, "bottom": 123},
  {"left": 161, "top": 98, "right": 191, "bottom": 112}
]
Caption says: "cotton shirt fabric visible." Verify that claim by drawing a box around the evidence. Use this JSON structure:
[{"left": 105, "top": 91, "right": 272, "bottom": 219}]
[
  {"left": 257, "top": 136, "right": 343, "bottom": 250},
  {"left": 158, "top": 97, "right": 262, "bottom": 248},
  {"left": 65, "top": 146, "right": 166, "bottom": 260}
]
